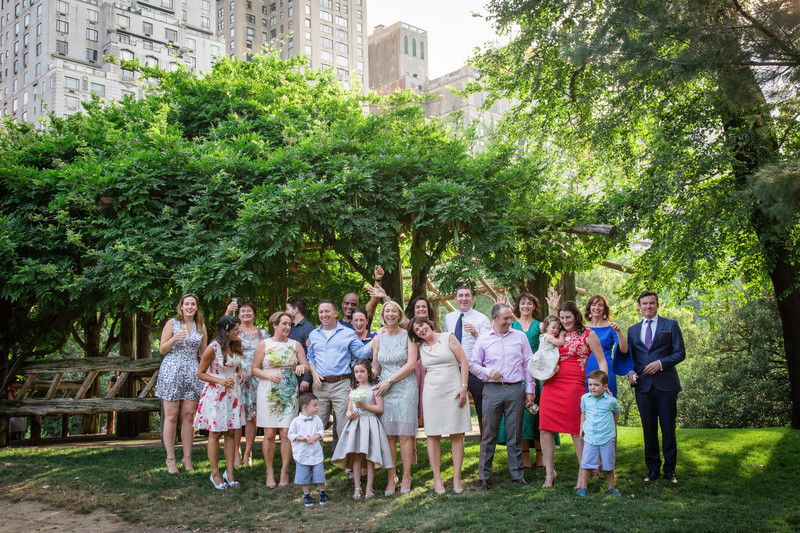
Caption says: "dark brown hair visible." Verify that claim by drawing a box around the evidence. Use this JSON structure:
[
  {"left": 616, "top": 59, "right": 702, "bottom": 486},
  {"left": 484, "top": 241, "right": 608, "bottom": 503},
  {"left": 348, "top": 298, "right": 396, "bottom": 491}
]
[
  {"left": 407, "top": 316, "right": 435, "bottom": 343},
  {"left": 513, "top": 292, "right": 540, "bottom": 319},
  {"left": 558, "top": 300, "right": 586, "bottom": 334},
  {"left": 350, "top": 358, "right": 377, "bottom": 388},
  {"left": 637, "top": 291, "right": 659, "bottom": 303},
  {"left": 405, "top": 297, "right": 434, "bottom": 321},
  {"left": 587, "top": 369, "right": 609, "bottom": 385},
  {"left": 214, "top": 315, "right": 242, "bottom": 365}
]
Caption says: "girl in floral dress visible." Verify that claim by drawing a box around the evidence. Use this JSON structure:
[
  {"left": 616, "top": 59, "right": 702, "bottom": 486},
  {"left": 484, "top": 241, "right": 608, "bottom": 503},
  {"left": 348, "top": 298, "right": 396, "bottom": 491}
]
[
  {"left": 253, "top": 311, "right": 309, "bottom": 488},
  {"left": 194, "top": 315, "right": 245, "bottom": 489}
]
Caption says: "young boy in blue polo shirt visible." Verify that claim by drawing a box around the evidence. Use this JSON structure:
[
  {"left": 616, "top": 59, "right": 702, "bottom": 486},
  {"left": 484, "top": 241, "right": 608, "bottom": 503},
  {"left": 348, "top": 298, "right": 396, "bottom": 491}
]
[{"left": 577, "top": 370, "right": 622, "bottom": 496}]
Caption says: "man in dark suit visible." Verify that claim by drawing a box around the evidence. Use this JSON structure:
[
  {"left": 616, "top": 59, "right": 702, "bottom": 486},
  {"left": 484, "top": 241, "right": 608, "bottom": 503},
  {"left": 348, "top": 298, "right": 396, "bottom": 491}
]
[{"left": 626, "top": 291, "right": 686, "bottom": 483}]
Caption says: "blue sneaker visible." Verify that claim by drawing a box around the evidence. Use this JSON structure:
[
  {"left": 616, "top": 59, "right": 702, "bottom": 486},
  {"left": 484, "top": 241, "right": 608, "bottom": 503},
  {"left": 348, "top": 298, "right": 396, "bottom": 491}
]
[
  {"left": 576, "top": 488, "right": 588, "bottom": 496},
  {"left": 607, "top": 488, "right": 622, "bottom": 496},
  {"left": 318, "top": 490, "right": 328, "bottom": 505},
  {"left": 303, "top": 493, "right": 314, "bottom": 507}
]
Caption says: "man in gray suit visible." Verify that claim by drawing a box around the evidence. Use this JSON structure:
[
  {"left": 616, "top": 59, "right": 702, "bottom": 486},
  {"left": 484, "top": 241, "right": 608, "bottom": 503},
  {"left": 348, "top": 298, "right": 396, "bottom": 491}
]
[{"left": 627, "top": 291, "right": 686, "bottom": 483}]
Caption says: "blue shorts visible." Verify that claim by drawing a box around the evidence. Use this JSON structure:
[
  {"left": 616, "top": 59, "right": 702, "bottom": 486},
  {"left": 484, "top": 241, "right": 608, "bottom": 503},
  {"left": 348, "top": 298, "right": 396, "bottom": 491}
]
[
  {"left": 580, "top": 437, "right": 616, "bottom": 471},
  {"left": 294, "top": 461, "right": 326, "bottom": 485}
]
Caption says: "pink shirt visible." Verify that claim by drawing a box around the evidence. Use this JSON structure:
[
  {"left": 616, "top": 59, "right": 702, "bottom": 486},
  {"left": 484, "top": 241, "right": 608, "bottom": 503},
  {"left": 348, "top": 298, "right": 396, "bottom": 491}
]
[{"left": 470, "top": 328, "right": 535, "bottom": 394}]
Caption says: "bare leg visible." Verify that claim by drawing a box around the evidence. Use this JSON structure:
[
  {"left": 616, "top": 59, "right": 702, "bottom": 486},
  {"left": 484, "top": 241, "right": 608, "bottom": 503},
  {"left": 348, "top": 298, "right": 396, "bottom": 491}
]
[
  {"left": 450, "top": 433, "right": 465, "bottom": 492},
  {"left": 208, "top": 432, "right": 223, "bottom": 485},
  {"left": 243, "top": 418, "right": 257, "bottom": 466},
  {"left": 263, "top": 428, "right": 277, "bottom": 487},
  {"left": 522, "top": 439, "right": 532, "bottom": 469},
  {"left": 180, "top": 400, "right": 197, "bottom": 470},
  {"left": 223, "top": 429, "right": 236, "bottom": 482},
  {"left": 577, "top": 468, "right": 590, "bottom": 490},
  {"left": 605, "top": 469, "right": 616, "bottom": 490},
  {"left": 399, "top": 435, "right": 415, "bottom": 492},
  {"left": 385, "top": 435, "right": 398, "bottom": 493},
  {"left": 278, "top": 428, "right": 291, "bottom": 486},
  {"left": 540, "top": 430, "right": 557, "bottom": 487},
  {"left": 571, "top": 433, "right": 583, "bottom": 489},
  {"left": 366, "top": 460, "right": 375, "bottom": 492},
  {"left": 352, "top": 453, "right": 363, "bottom": 498},
  {"left": 162, "top": 400, "right": 179, "bottom": 473},
  {"left": 233, "top": 427, "right": 243, "bottom": 466},
  {"left": 427, "top": 436, "right": 444, "bottom": 492}
]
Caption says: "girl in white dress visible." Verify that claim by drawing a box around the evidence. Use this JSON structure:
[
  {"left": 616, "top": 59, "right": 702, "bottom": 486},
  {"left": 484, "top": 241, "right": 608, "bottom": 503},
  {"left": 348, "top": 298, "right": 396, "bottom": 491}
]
[{"left": 195, "top": 315, "right": 244, "bottom": 489}]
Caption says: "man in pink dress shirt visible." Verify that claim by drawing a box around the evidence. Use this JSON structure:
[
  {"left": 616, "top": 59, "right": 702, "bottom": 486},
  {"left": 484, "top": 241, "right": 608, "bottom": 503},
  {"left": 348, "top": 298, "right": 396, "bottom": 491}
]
[{"left": 470, "top": 303, "right": 536, "bottom": 489}]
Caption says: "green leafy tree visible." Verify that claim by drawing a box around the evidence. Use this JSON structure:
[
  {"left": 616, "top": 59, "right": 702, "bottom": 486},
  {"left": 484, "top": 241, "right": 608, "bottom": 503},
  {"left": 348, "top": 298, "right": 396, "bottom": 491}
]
[{"left": 476, "top": 0, "right": 800, "bottom": 427}]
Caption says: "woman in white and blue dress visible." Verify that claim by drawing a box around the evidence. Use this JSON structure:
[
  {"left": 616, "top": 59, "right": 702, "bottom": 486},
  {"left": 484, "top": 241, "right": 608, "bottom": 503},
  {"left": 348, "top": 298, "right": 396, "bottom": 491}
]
[
  {"left": 370, "top": 300, "right": 419, "bottom": 495},
  {"left": 225, "top": 299, "right": 268, "bottom": 467},
  {"left": 156, "top": 293, "right": 208, "bottom": 474}
]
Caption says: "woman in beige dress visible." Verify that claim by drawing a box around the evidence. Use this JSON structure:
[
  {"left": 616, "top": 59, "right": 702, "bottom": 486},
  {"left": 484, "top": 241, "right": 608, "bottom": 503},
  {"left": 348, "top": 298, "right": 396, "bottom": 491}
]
[{"left": 408, "top": 316, "right": 471, "bottom": 494}]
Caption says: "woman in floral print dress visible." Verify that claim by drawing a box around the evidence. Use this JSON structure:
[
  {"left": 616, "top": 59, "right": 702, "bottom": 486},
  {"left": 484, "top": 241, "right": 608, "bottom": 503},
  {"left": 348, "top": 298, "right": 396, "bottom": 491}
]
[
  {"left": 194, "top": 315, "right": 245, "bottom": 489},
  {"left": 253, "top": 311, "right": 309, "bottom": 488}
]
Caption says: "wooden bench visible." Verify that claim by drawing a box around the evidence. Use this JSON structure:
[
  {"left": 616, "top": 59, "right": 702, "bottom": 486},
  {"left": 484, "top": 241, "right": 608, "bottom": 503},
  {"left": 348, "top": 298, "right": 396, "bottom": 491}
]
[{"left": 0, "top": 357, "right": 161, "bottom": 445}]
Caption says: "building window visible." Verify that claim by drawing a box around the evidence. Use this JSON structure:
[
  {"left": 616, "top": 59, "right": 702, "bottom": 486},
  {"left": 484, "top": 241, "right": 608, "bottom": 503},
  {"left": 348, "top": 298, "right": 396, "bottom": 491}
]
[
  {"left": 145, "top": 55, "right": 158, "bottom": 67},
  {"left": 262, "top": 5, "right": 267, "bottom": 13},
  {"left": 219, "top": 8, "right": 224, "bottom": 17},
  {"left": 36, "top": 22, "right": 42, "bottom": 36},
  {"left": 336, "top": 55, "right": 348, "bottom": 66},
  {"left": 218, "top": 20, "right": 224, "bottom": 30},
  {"left": 270, "top": 16, "right": 276, "bottom": 26},
  {"left": 230, "top": 1, "right": 235, "bottom": 9},
  {"left": 65, "top": 76, "right": 79, "bottom": 90},
  {"left": 65, "top": 95, "right": 79, "bottom": 109},
  {"left": 211, "top": 44, "right": 220, "bottom": 56},
  {"left": 35, "top": 62, "right": 41, "bottom": 75},
  {"left": 202, "top": 0, "right": 210, "bottom": 10},
  {"left": 201, "top": 16, "right": 210, "bottom": 28},
  {"left": 247, "top": 14, "right": 255, "bottom": 23},
  {"left": 121, "top": 49, "right": 134, "bottom": 61},
  {"left": 57, "top": 1, "right": 69, "bottom": 15},
  {"left": 336, "top": 28, "right": 347, "bottom": 39},
  {"left": 186, "top": 37, "right": 196, "bottom": 51},
  {"left": 404, "top": 35, "right": 408, "bottom": 54},
  {"left": 56, "top": 40, "right": 68, "bottom": 53},
  {"left": 412, "top": 38, "right": 416, "bottom": 57},
  {"left": 143, "top": 22, "right": 153, "bottom": 35},
  {"left": 320, "top": 10, "right": 332, "bottom": 22},
  {"left": 23, "top": 71, "right": 29, "bottom": 84},
  {"left": 270, "top": 3, "right": 276, "bottom": 12},
  {"left": 357, "top": 60, "right": 363, "bottom": 71},
  {"left": 117, "top": 14, "right": 130, "bottom": 28},
  {"left": 24, "top": 13, "right": 30, "bottom": 27},
  {"left": 247, "top": 27, "right": 255, "bottom": 37},
  {"left": 23, "top": 33, "right": 29, "bottom": 47},
  {"left": 420, "top": 41, "right": 424, "bottom": 59},
  {"left": 336, "top": 41, "right": 347, "bottom": 53},
  {"left": 165, "top": 28, "right": 177, "bottom": 42},
  {"left": 304, "top": 44, "right": 312, "bottom": 56},
  {"left": 320, "top": 37, "right": 332, "bottom": 48},
  {"left": 288, "top": 6, "right": 293, "bottom": 16},
  {"left": 121, "top": 89, "right": 135, "bottom": 98},
  {"left": 143, "top": 40, "right": 153, "bottom": 50},
  {"left": 320, "top": 50, "right": 332, "bottom": 61},
  {"left": 320, "top": 0, "right": 332, "bottom": 7},
  {"left": 320, "top": 23, "right": 332, "bottom": 34},
  {"left": 86, "top": 28, "right": 99, "bottom": 42},
  {"left": 119, "top": 34, "right": 131, "bottom": 44},
  {"left": 90, "top": 83, "right": 105, "bottom": 97},
  {"left": 86, "top": 48, "right": 98, "bottom": 61},
  {"left": 270, "top": 29, "right": 277, "bottom": 38},
  {"left": 336, "top": 16, "right": 347, "bottom": 27},
  {"left": 56, "top": 20, "right": 69, "bottom": 33},
  {"left": 37, "top": 3, "right": 44, "bottom": 17},
  {"left": 87, "top": 9, "right": 98, "bottom": 23}
]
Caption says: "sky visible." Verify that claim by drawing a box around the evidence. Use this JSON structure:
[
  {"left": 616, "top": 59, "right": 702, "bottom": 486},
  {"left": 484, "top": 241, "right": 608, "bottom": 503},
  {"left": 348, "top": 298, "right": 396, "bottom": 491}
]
[{"left": 366, "top": 0, "right": 506, "bottom": 80}]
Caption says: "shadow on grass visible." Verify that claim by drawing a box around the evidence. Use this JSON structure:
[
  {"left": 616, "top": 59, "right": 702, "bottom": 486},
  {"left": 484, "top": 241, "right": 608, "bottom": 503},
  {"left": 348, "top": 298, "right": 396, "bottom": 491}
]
[{"left": 1, "top": 427, "right": 798, "bottom": 532}]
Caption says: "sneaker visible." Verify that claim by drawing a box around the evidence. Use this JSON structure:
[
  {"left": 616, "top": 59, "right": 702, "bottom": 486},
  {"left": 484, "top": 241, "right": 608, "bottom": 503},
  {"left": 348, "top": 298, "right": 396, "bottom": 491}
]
[
  {"left": 318, "top": 490, "right": 328, "bottom": 505},
  {"left": 607, "top": 488, "right": 622, "bottom": 496},
  {"left": 576, "top": 488, "right": 587, "bottom": 496},
  {"left": 303, "top": 493, "right": 314, "bottom": 507}
]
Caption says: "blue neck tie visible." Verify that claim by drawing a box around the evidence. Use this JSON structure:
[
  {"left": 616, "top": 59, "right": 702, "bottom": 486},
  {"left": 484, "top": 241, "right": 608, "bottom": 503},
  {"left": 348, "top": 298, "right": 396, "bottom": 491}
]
[
  {"left": 304, "top": 417, "right": 314, "bottom": 422},
  {"left": 644, "top": 320, "right": 653, "bottom": 349},
  {"left": 454, "top": 313, "right": 464, "bottom": 343}
]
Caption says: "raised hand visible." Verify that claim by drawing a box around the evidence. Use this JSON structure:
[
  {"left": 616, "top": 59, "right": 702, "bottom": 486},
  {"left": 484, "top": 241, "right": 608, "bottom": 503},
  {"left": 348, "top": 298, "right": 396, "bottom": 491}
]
[{"left": 546, "top": 287, "right": 561, "bottom": 311}]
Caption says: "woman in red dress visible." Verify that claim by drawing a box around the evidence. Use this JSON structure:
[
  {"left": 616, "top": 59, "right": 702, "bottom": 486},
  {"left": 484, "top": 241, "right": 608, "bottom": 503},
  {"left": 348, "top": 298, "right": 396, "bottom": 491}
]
[{"left": 538, "top": 297, "right": 607, "bottom": 488}]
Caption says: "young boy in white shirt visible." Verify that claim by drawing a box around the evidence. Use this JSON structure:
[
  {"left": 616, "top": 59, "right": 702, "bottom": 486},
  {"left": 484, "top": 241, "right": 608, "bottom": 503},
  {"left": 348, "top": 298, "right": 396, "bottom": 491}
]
[{"left": 288, "top": 393, "right": 328, "bottom": 506}]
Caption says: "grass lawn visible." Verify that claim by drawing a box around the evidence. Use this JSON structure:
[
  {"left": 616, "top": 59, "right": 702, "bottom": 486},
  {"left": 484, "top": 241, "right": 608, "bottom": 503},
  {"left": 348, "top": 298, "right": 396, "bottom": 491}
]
[{"left": 1, "top": 427, "right": 798, "bottom": 532}]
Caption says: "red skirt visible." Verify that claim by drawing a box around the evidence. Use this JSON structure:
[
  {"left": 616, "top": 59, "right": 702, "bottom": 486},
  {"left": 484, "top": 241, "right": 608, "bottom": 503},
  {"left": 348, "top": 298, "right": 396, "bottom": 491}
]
[{"left": 538, "top": 355, "right": 585, "bottom": 435}]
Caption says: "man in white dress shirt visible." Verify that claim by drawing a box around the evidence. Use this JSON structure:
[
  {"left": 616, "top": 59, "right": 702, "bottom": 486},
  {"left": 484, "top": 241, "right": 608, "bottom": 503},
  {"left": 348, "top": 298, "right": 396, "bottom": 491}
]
[{"left": 444, "top": 285, "right": 491, "bottom": 435}]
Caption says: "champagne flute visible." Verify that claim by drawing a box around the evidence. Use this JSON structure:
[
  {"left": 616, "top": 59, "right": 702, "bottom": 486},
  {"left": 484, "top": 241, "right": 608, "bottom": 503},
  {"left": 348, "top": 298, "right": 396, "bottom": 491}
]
[
  {"left": 231, "top": 297, "right": 238, "bottom": 317},
  {"left": 179, "top": 322, "right": 188, "bottom": 345}
]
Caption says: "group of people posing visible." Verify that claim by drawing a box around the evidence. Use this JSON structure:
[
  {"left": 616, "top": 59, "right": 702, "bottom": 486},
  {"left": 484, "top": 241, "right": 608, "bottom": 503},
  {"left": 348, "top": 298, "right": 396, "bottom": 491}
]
[{"left": 154, "top": 276, "right": 686, "bottom": 504}]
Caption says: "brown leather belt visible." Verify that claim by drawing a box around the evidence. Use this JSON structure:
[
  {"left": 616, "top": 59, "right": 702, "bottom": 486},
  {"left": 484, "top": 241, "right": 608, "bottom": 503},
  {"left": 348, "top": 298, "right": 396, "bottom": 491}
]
[{"left": 320, "top": 374, "right": 350, "bottom": 383}]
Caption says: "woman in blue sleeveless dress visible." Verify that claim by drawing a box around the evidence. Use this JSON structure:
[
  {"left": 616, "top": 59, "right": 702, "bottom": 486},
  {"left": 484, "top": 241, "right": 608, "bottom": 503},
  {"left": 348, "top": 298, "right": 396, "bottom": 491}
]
[
  {"left": 583, "top": 294, "right": 632, "bottom": 397},
  {"left": 371, "top": 301, "right": 419, "bottom": 495}
]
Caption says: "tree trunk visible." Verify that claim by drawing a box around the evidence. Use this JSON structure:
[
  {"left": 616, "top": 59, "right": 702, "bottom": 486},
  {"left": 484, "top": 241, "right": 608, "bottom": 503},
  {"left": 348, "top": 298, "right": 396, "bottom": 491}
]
[
  {"left": 525, "top": 273, "right": 551, "bottom": 320},
  {"left": 769, "top": 250, "right": 800, "bottom": 429},
  {"left": 135, "top": 312, "right": 154, "bottom": 432},
  {"left": 558, "top": 272, "right": 577, "bottom": 305},
  {"left": 80, "top": 313, "right": 102, "bottom": 434},
  {"left": 383, "top": 237, "right": 404, "bottom": 305},
  {"left": 116, "top": 314, "right": 141, "bottom": 437}
]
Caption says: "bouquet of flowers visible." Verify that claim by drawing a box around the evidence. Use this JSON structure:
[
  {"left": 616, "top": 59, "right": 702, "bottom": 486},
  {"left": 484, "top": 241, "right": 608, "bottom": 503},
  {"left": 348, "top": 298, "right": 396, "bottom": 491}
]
[{"left": 350, "top": 389, "right": 367, "bottom": 404}]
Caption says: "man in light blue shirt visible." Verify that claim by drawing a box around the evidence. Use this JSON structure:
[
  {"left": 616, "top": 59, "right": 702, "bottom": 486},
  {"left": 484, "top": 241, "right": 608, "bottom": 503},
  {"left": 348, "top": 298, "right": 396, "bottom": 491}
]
[
  {"left": 577, "top": 370, "right": 622, "bottom": 496},
  {"left": 307, "top": 300, "right": 363, "bottom": 440}
]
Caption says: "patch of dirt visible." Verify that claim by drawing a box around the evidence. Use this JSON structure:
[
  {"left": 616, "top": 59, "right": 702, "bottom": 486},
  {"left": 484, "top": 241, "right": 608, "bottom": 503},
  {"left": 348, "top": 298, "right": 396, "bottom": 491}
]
[{"left": 0, "top": 500, "right": 198, "bottom": 533}]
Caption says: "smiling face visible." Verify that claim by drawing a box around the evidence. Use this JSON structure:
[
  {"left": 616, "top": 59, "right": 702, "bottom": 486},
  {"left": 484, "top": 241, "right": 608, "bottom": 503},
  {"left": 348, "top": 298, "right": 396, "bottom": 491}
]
[
  {"left": 493, "top": 307, "right": 514, "bottom": 334},
  {"left": 455, "top": 288, "right": 474, "bottom": 313},
  {"left": 412, "top": 320, "right": 434, "bottom": 342},
  {"left": 180, "top": 296, "right": 198, "bottom": 320},
  {"left": 638, "top": 295, "right": 659, "bottom": 320},
  {"left": 318, "top": 302, "right": 338, "bottom": 329},
  {"left": 518, "top": 296, "right": 535, "bottom": 318},
  {"left": 382, "top": 303, "right": 400, "bottom": 326},
  {"left": 341, "top": 293, "right": 359, "bottom": 320},
  {"left": 559, "top": 309, "right": 577, "bottom": 332},
  {"left": 238, "top": 304, "right": 255, "bottom": 325},
  {"left": 414, "top": 299, "right": 430, "bottom": 318},
  {"left": 589, "top": 297, "right": 607, "bottom": 320},
  {"left": 274, "top": 315, "right": 292, "bottom": 339},
  {"left": 351, "top": 311, "right": 368, "bottom": 333}
]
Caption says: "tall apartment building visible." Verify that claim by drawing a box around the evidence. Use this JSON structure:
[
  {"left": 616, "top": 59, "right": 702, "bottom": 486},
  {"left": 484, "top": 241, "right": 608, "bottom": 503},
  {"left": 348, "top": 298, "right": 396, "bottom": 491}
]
[
  {"left": 0, "top": 0, "right": 222, "bottom": 123},
  {"left": 368, "top": 21, "right": 426, "bottom": 95},
  {"left": 217, "top": 0, "right": 368, "bottom": 90}
]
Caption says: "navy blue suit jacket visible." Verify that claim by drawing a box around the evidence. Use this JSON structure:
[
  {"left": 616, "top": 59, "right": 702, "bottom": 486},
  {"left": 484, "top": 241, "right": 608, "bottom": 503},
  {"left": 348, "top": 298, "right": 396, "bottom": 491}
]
[{"left": 627, "top": 316, "right": 685, "bottom": 393}]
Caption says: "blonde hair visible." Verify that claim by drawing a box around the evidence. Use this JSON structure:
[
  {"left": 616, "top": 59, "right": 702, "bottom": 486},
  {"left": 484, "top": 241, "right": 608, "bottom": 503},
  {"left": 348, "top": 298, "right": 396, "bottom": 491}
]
[
  {"left": 379, "top": 300, "right": 405, "bottom": 326},
  {"left": 175, "top": 293, "right": 205, "bottom": 332}
]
